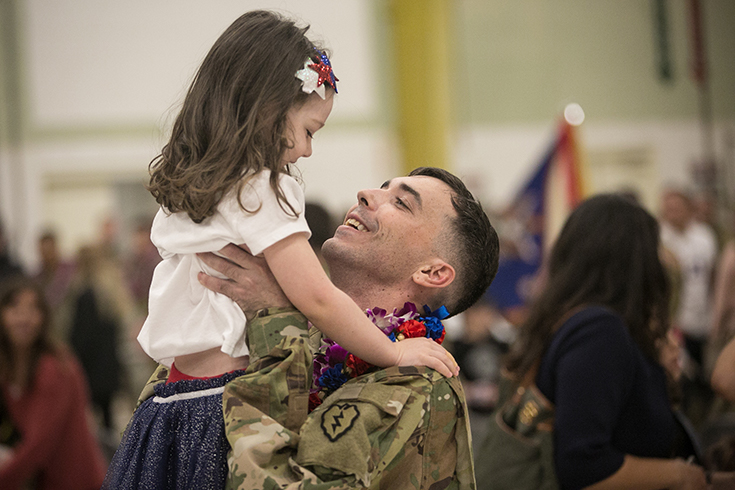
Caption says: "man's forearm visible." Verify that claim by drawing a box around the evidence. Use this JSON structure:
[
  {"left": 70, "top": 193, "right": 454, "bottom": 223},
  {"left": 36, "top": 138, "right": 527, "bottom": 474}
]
[{"left": 226, "top": 307, "right": 311, "bottom": 431}]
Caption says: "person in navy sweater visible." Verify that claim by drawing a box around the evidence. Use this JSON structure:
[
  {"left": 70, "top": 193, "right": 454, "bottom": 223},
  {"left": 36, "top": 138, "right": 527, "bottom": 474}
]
[{"left": 491, "top": 194, "right": 707, "bottom": 489}]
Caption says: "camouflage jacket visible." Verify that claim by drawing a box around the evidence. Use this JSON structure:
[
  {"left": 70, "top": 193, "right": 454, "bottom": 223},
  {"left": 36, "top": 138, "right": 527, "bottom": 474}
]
[{"left": 138, "top": 307, "right": 476, "bottom": 490}]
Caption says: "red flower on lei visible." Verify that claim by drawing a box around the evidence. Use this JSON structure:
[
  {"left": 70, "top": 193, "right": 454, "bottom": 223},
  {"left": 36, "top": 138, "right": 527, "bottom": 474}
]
[
  {"left": 396, "top": 319, "right": 427, "bottom": 339},
  {"left": 345, "top": 354, "right": 372, "bottom": 376},
  {"left": 308, "top": 392, "right": 323, "bottom": 412}
]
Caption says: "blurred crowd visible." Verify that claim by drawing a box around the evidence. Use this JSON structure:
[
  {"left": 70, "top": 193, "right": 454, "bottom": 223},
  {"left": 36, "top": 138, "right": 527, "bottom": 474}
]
[{"left": 0, "top": 215, "right": 161, "bottom": 471}]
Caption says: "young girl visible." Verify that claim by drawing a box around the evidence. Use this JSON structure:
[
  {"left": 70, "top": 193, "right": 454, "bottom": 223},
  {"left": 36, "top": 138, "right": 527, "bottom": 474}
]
[{"left": 104, "top": 10, "right": 456, "bottom": 489}]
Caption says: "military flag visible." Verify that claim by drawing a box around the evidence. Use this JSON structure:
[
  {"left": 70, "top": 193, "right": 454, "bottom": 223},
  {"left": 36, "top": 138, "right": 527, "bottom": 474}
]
[{"left": 485, "top": 120, "right": 586, "bottom": 322}]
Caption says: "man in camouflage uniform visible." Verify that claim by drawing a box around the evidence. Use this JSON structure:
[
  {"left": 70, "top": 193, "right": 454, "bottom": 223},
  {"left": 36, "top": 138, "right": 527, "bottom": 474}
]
[{"left": 141, "top": 167, "right": 498, "bottom": 489}]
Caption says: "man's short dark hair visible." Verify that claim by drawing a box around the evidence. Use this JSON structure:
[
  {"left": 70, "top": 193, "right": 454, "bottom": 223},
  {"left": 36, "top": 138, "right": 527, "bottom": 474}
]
[{"left": 409, "top": 167, "right": 499, "bottom": 315}]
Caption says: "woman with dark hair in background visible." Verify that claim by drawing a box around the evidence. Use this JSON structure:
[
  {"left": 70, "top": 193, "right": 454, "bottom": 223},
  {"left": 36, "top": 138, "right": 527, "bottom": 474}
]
[
  {"left": 0, "top": 277, "right": 106, "bottom": 490},
  {"left": 478, "top": 194, "right": 708, "bottom": 489}
]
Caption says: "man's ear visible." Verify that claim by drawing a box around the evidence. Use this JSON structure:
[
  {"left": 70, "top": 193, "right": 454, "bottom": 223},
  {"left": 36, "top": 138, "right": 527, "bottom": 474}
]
[{"left": 412, "top": 260, "right": 455, "bottom": 289}]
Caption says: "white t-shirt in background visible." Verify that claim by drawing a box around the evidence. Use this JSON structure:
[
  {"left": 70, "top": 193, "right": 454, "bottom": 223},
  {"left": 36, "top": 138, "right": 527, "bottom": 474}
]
[{"left": 661, "top": 220, "right": 717, "bottom": 339}]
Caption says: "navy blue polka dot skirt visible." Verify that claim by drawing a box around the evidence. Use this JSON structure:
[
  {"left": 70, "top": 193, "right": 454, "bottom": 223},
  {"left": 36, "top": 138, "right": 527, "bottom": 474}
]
[{"left": 102, "top": 371, "right": 245, "bottom": 490}]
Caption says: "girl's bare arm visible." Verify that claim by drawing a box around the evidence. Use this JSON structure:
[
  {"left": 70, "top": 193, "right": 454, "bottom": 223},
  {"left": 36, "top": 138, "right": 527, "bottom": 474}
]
[{"left": 263, "top": 234, "right": 457, "bottom": 377}]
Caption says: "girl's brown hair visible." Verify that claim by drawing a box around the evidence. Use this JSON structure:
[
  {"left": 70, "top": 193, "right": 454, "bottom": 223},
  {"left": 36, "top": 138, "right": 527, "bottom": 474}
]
[
  {"left": 148, "top": 10, "right": 328, "bottom": 223},
  {"left": 0, "top": 277, "right": 57, "bottom": 388}
]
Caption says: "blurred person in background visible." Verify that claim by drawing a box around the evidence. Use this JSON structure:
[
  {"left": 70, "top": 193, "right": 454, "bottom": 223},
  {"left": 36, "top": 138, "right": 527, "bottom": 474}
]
[
  {"left": 33, "top": 231, "right": 76, "bottom": 316},
  {"left": 694, "top": 192, "right": 727, "bottom": 251},
  {"left": 451, "top": 298, "right": 515, "bottom": 453},
  {"left": 704, "top": 209, "right": 735, "bottom": 482},
  {"left": 478, "top": 194, "right": 708, "bottom": 489},
  {"left": 304, "top": 201, "right": 336, "bottom": 270},
  {"left": 712, "top": 336, "right": 735, "bottom": 404},
  {"left": 709, "top": 211, "right": 735, "bottom": 403},
  {"left": 124, "top": 217, "right": 160, "bottom": 314},
  {"left": 121, "top": 218, "right": 160, "bottom": 398},
  {"left": 67, "top": 245, "right": 133, "bottom": 438},
  {"left": 660, "top": 186, "right": 718, "bottom": 426},
  {"left": 0, "top": 276, "right": 106, "bottom": 490},
  {"left": 707, "top": 301, "right": 735, "bottom": 482},
  {"left": 97, "top": 216, "right": 121, "bottom": 263},
  {"left": 0, "top": 222, "right": 23, "bottom": 283},
  {"left": 711, "top": 214, "right": 735, "bottom": 373}
]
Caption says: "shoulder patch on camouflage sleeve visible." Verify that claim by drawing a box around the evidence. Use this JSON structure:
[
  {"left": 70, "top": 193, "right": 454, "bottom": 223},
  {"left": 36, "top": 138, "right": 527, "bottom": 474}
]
[{"left": 321, "top": 403, "right": 360, "bottom": 442}]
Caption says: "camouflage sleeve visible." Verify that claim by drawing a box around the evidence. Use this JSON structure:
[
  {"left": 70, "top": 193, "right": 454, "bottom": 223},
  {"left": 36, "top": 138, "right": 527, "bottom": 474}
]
[
  {"left": 223, "top": 308, "right": 356, "bottom": 489},
  {"left": 225, "top": 307, "right": 312, "bottom": 433},
  {"left": 136, "top": 364, "right": 169, "bottom": 407}
]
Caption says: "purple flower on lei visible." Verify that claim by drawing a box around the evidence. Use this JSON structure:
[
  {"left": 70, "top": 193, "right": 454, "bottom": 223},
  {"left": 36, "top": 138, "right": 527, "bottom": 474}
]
[
  {"left": 325, "top": 342, "right": 348, "bottom": 364},
  {"left": 395, "top": 302, "right": 420, "bottom": 318},
  {"left": 366, "top": 302, "right": 421, "bottom": 335},
  {"left": 312, "top": 339, "right": 348, "bottom": 381}
]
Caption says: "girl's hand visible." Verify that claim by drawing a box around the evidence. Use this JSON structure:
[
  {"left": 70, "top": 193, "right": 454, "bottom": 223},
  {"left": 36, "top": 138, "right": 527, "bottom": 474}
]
[{"left": 392, "top": 337, "right": 459, "bottom": 378}]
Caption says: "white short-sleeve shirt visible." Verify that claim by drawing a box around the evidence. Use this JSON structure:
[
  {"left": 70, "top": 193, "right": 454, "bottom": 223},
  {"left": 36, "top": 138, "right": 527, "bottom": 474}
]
[
  {"left": 661, "top": 221, "right": 717, "bottom": 338},
  {"left": 137, "top": 170, "right": 311, "bottom": 367}
]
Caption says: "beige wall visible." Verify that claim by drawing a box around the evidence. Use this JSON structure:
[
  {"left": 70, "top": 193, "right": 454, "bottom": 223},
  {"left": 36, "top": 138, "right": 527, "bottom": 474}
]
[
  {"left": 455, "top": 0, "right": 735, "bottom": 122},
  {"left": 451, "top": 0, "right": 735, "bottom": 209}
]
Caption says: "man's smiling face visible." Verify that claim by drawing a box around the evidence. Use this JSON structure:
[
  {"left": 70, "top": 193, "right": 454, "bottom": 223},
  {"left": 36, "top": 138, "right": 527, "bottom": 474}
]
[{"left": 323, "top": 175, "right": 456, "bottom": 282}]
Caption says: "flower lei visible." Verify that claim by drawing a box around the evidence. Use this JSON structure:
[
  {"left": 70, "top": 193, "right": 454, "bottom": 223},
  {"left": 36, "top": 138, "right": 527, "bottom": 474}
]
[{"left": 309, "top": 302, "right": 449, "bottom": 412}]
